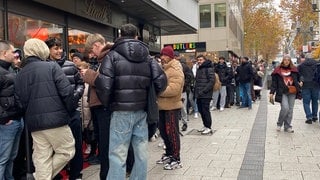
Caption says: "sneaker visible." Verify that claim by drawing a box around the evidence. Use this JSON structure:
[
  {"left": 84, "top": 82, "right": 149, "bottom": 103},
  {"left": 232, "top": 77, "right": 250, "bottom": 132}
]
[
  {"left": 84, "top": 144, "right": 91, "bottom": 154},
  {"left": 181, "top": 124, "right": 187, "bottom": 131},
  {"left": 284, "top": 128, "right": 294, "bottom": 133},
  {"left": 305, "top": 119, "right": 313, "bottom": 124},
  {"left": 276, "top": 126, "right": 281, "bottom": 132},
  {"left": 210, "top": 106, "right": 216, "bottom": 111},
  {"left": 201, "top": 128, "right": 212, "bottom": 135},
  {"left": 156, "top": 154, "right": 171, "bottom": 164},
  {"left": 219, "top": 107, "right": 224, "bottom": 111},
  {"left": 194, "top": 112, "right": 199, "bottom": 119},
  {"left": 163, "top": 158, "right": 182, "bottom": 170},
  {"left": 198, "top": 127, "right": 206, "bottom": 132}
]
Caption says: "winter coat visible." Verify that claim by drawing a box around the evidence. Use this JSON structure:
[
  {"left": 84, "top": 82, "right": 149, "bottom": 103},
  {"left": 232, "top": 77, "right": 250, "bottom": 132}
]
[
  {"left": 214, "top": 62, "right": 233, "bottom": 85},
  {"left": 270, "top": 66, "right": 301, "bottom": 103},
  {"left": 180, "top": 60, "right": 194, "bottom": 93},
  {"left": 194, "top": 60, "right": 215, "bottom": 99},
  {"left": 158, "top": 59, "right": 184, "bottom": 110},
  {"left": 297, "top": 58, "right": 319, "bottom": 88},
  {"left": 236, "top": 61, "right": 254, "bottom": 83},
  {"left": 0, "top": 60, "right": 21, "bottom": 124},
  {"left": 95, "top": 38, "right": 167, "bottom": 111},
  {"left": 15, "top": 56, "right": 74, "bottom": 132}
]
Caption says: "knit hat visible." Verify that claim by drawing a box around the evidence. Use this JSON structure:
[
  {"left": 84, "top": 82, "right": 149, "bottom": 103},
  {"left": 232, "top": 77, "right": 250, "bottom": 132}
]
[
  {"left": 24, "top": 38, "right": 49, "bottom": 60},
  {"left": 160, "top": 46, "right": 174, "bottom": 59}
]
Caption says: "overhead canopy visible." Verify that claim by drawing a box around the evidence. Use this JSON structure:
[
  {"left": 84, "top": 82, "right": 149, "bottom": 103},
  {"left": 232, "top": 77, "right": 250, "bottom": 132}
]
[{"left": 108, "top": 0, "right": 197, "bottom": 35}]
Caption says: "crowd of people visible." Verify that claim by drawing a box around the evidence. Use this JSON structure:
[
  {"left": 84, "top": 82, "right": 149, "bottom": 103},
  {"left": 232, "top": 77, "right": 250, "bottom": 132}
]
[{"left": 2, "top": 22, "right": 316, "bottom": 180}]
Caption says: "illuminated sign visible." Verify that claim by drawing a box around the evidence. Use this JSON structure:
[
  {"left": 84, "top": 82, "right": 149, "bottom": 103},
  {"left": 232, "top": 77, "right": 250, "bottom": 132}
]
[{"left": 164, "top": 42, "right": 206, "bottom": 52}]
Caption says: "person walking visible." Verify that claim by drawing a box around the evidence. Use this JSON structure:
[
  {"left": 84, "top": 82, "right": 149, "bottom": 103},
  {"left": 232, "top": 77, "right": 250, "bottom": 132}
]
[
  {"left": 155, "top": 46, "right": 184, "bottom": 170},
  {"left": 297, "top": 53, "right": 319, "bottom": 124},
  {"left": 14, "top": 38, "right": 75, "bottom": 180},
  {"left": 194, "top": 54, "right": 215, "bottom": 134},
  {"left": 94, "top": 23, "right": 167, "bottom": 179},
  {"left": 45, "top": 37, "right": 84, "bottom": 180},
  {"left": 0, "top": 40, "right": 24, "bottom": 180},
  {"left": 269, "top": 55, "right": 300, "bottom": 133}
]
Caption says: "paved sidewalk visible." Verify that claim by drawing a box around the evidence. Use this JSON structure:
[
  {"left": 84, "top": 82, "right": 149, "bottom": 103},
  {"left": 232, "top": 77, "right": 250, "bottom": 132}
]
[{"left": 82, "top": 89, "right": 320, "bottom": 180}]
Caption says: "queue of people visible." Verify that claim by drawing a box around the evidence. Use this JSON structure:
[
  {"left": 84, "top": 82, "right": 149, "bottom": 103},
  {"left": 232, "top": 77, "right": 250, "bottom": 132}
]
[{"left": 2, "top": 22, "right": 315, "bottom": 180}]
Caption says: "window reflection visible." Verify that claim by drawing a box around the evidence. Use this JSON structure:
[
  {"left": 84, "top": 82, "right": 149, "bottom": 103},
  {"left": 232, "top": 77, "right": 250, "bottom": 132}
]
[
  {"left": 68, "top": 28, "right": 90, "bottom": 53},
  {"left": 8, "top": 13, "right": 63, "bottom": 48}
]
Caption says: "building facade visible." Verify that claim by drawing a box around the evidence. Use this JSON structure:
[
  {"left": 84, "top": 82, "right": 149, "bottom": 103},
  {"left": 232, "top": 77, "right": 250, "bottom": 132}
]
[
  {"left": 161, "top": 0, "right": 244, "bottom": 62},
  {"left": 1, "top": 0, "right": 198, "bottom": 54}
]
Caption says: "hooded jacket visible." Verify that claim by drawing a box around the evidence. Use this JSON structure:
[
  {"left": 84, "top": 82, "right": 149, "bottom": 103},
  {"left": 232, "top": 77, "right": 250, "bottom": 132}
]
[
  {"left": 194, "top": 60, "right": 215, "bottom": 99},
  {"left": 95, "top": 38, "right": 166, "bottom": 111},
  {"left": 297, "top": 58, "right": 319, "bottom": 88}
]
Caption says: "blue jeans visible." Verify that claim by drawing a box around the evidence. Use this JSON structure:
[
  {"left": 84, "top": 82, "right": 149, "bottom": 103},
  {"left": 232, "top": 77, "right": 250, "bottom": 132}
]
[
  {"left": 239, "top": 82, "right": 252, "bottom": 108},
  {"left": 277, "top": 94, "right": 296, "bottom": 129},
  {"left": 301, "top": 87, "right": 319, "bottom": 119},
  {"left": 0, "top": 120, "right": 24, "bottom": 180},
  {"left": 107, "top": 110, "right": 148, "bottom": 180}
]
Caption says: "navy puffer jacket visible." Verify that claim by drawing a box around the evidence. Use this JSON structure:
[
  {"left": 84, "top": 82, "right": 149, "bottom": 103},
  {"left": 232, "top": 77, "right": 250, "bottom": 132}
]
[
  {"left": 15, "top": 57, "right": 74, "bottom": 132},
  {"left": 95, "top": 38, "right": 167, "bottom": 111}
]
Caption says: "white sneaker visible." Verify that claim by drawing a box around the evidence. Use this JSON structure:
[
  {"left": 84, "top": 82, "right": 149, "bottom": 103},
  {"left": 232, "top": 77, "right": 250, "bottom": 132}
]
[
  {"left": 198, "top": 127, "right": 206, "bottom": 132},
  {"left": 210, "top": 106, "right": 216, "bottom": 111},
  {"left": 201, "top": 128, "right": 212, "bottom": 135},
  {"left": 220, "top": 107, "right": 224, "bottom": 111},
  {"left": 194, "top": 112, "right": 199, "bottom": 119},
  {"left": 84, "top": 145, "right": 91, "bottom": 154},
  {"left": 276, "top": 126, "right": 281, "bottom": 132}
]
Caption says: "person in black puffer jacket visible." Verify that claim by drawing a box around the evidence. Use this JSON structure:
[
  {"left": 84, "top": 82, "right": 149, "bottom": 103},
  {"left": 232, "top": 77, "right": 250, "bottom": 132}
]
[
  {"left": 194, "top": 54, "right": 215, "bottom": 135},
  {"left": 95, "top": 23, "right": 167, "bottom": 179},
  {"left": 45, "top": 37, "right": 84, "bottom": 180},
  {"left": 0, "top": 40, "right": 23, "bottom": 180},
  {"left": 15, "top": 38, "right": 75, "bottom": 179}
]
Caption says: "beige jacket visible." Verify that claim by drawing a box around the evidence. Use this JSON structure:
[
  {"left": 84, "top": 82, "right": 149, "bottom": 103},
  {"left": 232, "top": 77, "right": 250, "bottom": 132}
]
[{"left": 158, "top": 59, "right": 184, "bottom": 110}]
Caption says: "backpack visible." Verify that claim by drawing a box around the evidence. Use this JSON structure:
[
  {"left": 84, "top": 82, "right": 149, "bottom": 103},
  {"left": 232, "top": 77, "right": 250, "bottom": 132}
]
[
  {"left": 213, "top": 73, "right": 221, "bottom": 91},
  {"left": 313, "top": 63, "right": 320, "bottom": 85}
]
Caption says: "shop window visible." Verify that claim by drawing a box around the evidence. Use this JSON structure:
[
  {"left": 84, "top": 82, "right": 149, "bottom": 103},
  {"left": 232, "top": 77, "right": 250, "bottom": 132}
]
[
  {"left": 8, "top": 13, "right": 63, "bottom": 48},
  {"left": 200, "top": 4, "right": 211, "bottom": 28},
  {"left": 68, "top": 28, "right": 90, "bottom": 53},
  {"left": 215, "top": 3, "right": 226, "bottom": 27}
]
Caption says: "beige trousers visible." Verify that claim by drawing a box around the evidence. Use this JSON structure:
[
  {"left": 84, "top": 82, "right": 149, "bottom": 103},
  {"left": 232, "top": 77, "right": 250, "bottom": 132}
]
[{"left": 31, "top": 125, "right": 75, "bottom": 180}]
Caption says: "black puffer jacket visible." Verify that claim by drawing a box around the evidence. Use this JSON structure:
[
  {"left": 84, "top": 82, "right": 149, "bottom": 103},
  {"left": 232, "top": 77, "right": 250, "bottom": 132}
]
[
  {"left": 48, "top": 59, "right": 84, "bottom": 110},
  {"left": 15, "top": 57, "right": 74, "bottom": 132},
  {"left": 194, "top": 60, "right": 215, "bottom": 99},
  {"left": 214, "top": 62, "right": 233, "bottom": 85},
  {"left": 236, "top": 61, "right": 254, "bottom": 83},
  {"left": 0, "top": 60, "right": 21, "bottom": 124},
  {"left": 95, "top": 38, "right": 167, "bottom": 111}
]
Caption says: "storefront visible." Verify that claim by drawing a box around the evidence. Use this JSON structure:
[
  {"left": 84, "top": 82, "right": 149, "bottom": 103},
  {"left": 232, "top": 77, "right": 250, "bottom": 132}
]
[{"left": 1, "top": 0, "right": 196, "bottom": 56}]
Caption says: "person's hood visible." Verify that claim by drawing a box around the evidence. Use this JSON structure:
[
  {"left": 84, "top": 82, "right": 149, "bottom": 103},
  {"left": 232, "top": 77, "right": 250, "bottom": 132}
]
[
  {"left": 302, "top": 58, "right": 318, "bottom": 66},
  {"left": 111, "top": 38, "right": 149, "bottom": 63}
]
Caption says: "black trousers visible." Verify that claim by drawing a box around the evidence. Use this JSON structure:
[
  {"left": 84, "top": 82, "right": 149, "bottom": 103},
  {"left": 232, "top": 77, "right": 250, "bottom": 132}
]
[
  {"left": 158, "top": 109, "right": 181, "bottom": 160},
  {"left": 91, "top": 106, "right": 111, "bottom": 180},
  {"left": 197, "top": 98, "right": 212, "bottom": 129}
]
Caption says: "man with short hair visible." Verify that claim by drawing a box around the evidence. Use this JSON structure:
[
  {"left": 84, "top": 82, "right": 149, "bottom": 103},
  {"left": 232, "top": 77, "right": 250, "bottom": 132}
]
[
  {"left": 45, "top": 37, "right": 84, "bottom": 180},
  {"left": 95, "top": 23, "right": 167, "bottom": 179},
  {"left": 0, "top": 40, "right": 23, "bottom": 180}
]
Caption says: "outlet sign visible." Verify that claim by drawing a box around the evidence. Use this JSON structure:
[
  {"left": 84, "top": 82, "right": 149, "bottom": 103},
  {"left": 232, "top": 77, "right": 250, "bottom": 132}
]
[{"left": 164, "top": 42, "right": 206, "bottom": 52}]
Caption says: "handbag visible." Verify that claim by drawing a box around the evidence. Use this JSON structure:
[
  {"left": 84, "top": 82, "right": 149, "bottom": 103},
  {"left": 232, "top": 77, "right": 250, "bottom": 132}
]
[
  {"left": 147, "top": 81, "right": 159, "bottom": 124},
  {"left": 287, "top": 85, "right": 297, "bottom": 94}
]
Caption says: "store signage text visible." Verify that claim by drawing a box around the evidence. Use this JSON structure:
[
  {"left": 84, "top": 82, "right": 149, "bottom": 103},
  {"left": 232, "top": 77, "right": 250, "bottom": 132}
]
[
  {"left": 84, "top": 0, "right": 111, "bottom": 22},
  {"left": 173, "top": 43, "right": 196, "bottom": 50}
]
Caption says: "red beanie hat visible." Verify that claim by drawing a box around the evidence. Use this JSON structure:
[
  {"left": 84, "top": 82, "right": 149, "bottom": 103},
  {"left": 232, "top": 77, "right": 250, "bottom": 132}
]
[{"left": 160, "top": 46, "right": 174, "bottom": 59}]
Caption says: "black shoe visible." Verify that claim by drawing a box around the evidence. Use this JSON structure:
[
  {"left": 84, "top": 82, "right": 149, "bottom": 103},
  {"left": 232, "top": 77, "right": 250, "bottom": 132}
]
[
  {"left": 181, "top": 124, "right": 187, "bottom": 131},
  {"left": 305, "top": 119, "right": 313, "bottom": 124},
  {"left": 312, "top": 117, "right": 318, "bottom": 122}
]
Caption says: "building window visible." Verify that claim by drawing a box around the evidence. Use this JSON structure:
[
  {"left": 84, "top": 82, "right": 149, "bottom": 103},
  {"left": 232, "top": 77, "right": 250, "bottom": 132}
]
[
  {"left": 8, "top": 13, "right": 63, "bottom": 49},
  {"left": 215, "top": 3, "right": 226, "bottom": 27},
  {"left": 200, "top": 4, "right": 211, "bottom": 28}
]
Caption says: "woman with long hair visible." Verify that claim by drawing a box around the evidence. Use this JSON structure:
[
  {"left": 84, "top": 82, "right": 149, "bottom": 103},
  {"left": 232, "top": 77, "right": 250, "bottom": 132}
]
[{"left": 269, "top": 55, "right": 301, "bottom": 133}]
